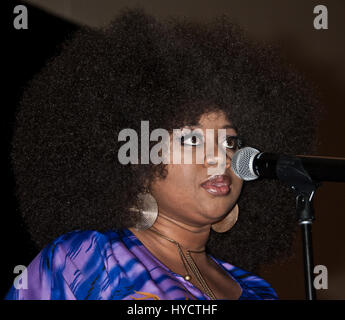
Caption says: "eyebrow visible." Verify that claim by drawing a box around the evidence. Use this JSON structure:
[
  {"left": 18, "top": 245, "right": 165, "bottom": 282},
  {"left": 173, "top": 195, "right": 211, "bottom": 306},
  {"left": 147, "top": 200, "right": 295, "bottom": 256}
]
[
  {"left": 221, "top": 124, "right": 236, "bottom": 130},
  {"left": 183, "top": 124, "right": 237, "bottom": 131}
]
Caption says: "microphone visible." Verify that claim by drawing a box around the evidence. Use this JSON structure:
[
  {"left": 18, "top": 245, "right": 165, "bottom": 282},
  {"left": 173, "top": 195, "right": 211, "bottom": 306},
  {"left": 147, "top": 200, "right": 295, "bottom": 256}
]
[{"left": 231, "top": 147, "right": 345, "bottom": 182}]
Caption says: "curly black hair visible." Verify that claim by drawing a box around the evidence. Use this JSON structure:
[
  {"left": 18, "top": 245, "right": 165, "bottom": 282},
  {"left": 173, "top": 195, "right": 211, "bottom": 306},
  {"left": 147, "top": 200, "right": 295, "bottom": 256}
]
[{"left": 11, "top": 8, "right": 321, "bottom": 272}]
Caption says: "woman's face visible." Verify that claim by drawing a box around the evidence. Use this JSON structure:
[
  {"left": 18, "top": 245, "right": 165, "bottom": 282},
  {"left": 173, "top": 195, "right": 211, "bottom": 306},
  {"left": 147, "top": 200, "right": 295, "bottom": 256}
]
[{"left": 151, "top": 110, "right": 243, "bottom": 227}]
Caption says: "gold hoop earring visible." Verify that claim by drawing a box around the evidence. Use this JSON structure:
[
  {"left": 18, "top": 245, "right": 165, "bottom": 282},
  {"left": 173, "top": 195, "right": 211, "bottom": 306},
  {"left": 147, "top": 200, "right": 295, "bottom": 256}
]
[
  {"left": 211, "top": 204, "right": 239, "bottom": 233},
  {"left": 130, "top": 192, "right": 158, "bottom": 230}
]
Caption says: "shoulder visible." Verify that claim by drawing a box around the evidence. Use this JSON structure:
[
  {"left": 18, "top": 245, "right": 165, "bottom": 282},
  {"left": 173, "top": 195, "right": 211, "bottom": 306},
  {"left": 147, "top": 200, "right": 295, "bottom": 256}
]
[
  {"left": 45, "top": 229, "right": 126, "bottom": 258},
  {"left": 50, "top": 229, "right": 117, "bottom": 247},
  {"left": 213, "top": 258, "right": 278, "bottom": 300},
  {"left": 42, "top": 229, "right": 129, "bottom": 276}
]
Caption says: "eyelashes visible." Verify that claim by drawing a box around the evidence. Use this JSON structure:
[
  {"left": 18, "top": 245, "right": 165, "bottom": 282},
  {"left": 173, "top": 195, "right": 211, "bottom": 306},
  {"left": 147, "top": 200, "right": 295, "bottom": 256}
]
[
  {"left": 224, "top": 136, "right": 243, "bottom": 150},
  {"left": 179, "top": 133, "right": 243, "bottom": 150},
  {"left": 179, "top": 133, "right": 203, "bottom": 146}
]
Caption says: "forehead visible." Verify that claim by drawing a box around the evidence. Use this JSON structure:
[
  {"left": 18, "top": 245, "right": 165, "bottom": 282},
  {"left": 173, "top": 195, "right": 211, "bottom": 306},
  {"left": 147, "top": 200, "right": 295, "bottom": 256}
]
[{"left": 197, "top": 111, "right": 234, "bottom": 130}]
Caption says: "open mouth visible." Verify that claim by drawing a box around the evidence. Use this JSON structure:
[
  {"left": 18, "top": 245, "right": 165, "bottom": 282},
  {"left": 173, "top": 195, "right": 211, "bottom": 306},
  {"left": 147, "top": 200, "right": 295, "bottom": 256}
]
[{"left": 200, "top": 174, "right": 231, "bottom": 196}]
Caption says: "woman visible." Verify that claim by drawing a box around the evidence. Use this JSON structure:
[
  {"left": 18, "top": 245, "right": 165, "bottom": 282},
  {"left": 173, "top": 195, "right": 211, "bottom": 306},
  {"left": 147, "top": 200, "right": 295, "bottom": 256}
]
[{"left": 5, "top": 8, "right": 319, "bottom": 300}]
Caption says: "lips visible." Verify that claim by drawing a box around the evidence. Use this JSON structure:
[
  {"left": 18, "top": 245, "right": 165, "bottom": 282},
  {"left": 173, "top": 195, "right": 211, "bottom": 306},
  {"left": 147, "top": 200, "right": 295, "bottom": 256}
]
[{"left": 200, "top": 174, "right": 231, "bottom": 196}]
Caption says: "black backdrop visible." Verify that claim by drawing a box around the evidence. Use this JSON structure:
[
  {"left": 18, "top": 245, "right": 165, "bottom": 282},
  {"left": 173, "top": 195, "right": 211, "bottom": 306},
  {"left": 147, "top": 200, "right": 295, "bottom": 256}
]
[{"left": 2, "top": 0, "right": 78, "bottom": 299}]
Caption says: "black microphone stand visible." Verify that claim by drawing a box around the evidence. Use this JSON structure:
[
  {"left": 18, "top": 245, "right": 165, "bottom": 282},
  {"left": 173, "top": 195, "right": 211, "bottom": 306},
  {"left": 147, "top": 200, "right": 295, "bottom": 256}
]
[{"left": 276, "top": 155, "right": 320, "bottom": 300}]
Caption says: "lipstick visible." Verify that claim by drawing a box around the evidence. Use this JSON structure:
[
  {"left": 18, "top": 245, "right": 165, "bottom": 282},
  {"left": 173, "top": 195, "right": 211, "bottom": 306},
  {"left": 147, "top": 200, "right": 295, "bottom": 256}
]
[{"left": 200, "top": 174, "right": 231, "bottom": 196}]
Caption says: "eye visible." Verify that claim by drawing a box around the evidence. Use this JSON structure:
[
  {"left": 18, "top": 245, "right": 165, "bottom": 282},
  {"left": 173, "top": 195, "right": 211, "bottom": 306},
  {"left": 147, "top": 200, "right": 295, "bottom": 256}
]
[
  {"left": 180, "top": 133, "right": 203, "bottom": 146},
  {"left": 222, "top": 136, "right": 242, "bottom": 150}
]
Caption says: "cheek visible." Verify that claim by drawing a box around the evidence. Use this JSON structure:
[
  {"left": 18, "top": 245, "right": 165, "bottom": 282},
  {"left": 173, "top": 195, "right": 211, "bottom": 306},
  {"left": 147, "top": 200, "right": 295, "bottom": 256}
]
[
  {"left": 151, "top": 165, "right": 200, "bottom": 203},
  {"left": 232, "top": 174, "right": 244, "bottom": 197},
  {"left": 166, "top": 165, "right": 199, "bottom": 189}
]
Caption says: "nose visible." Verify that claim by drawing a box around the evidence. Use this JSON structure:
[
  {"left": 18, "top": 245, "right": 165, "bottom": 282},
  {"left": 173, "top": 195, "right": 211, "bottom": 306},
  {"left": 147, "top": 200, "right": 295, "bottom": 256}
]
[
  {"left": 204, "top": 131, "right": 231, "bottom": 170},
  {"left": 205, "top": 152, "right": 231, "bottom": 169}
]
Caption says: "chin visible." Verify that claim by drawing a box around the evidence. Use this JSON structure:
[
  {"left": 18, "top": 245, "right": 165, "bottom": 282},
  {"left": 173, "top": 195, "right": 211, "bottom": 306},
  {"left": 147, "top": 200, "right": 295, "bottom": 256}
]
[
  {"left": 200, "top": 203, "right": 230, "bottom": 219},
  {"left": 197, "top": 191, "right": 234, "bottom": 211}
]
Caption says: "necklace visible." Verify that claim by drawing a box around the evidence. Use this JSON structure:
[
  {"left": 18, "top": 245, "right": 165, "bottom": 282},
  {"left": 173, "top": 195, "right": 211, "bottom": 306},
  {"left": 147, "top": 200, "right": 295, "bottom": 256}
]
[{"left": 148, "top": 227, "right": 217, "bottom": 300}]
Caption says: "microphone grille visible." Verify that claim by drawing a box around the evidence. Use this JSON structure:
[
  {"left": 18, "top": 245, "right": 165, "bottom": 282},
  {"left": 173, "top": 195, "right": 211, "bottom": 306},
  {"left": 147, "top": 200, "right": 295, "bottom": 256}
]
[{"left": 231, "top": 147, "right": 260, "bottom": 181}]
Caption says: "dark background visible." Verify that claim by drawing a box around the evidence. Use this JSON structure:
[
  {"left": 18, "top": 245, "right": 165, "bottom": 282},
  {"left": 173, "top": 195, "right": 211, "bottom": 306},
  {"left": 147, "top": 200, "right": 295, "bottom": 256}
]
[{"left": 2, "top": 0, "right": 345, "bottom": 299}]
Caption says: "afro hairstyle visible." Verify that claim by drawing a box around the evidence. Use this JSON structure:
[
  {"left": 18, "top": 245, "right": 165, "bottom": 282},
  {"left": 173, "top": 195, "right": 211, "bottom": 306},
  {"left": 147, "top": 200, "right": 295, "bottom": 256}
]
[{"left": 11, "top": 8, "right": 321, "bottom": 272}]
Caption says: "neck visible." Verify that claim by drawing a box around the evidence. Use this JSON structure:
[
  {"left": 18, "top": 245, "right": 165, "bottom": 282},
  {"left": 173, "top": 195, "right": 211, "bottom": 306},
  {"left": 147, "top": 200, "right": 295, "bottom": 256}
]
[{"left": 131, "top": 211, "right": 211, "bottom": 253}]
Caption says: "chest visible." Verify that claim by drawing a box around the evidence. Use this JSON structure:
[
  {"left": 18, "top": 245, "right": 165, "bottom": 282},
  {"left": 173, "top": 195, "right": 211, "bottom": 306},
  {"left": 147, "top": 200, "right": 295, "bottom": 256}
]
[{"left": 207, "top": 273, "right": 242, "bottom": 300}]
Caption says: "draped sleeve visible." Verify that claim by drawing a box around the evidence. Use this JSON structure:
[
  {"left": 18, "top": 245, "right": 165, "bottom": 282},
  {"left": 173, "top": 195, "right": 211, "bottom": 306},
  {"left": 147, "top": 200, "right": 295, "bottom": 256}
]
[{"left": 5, "top": 230, "right": 114, "bottom": 300}]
